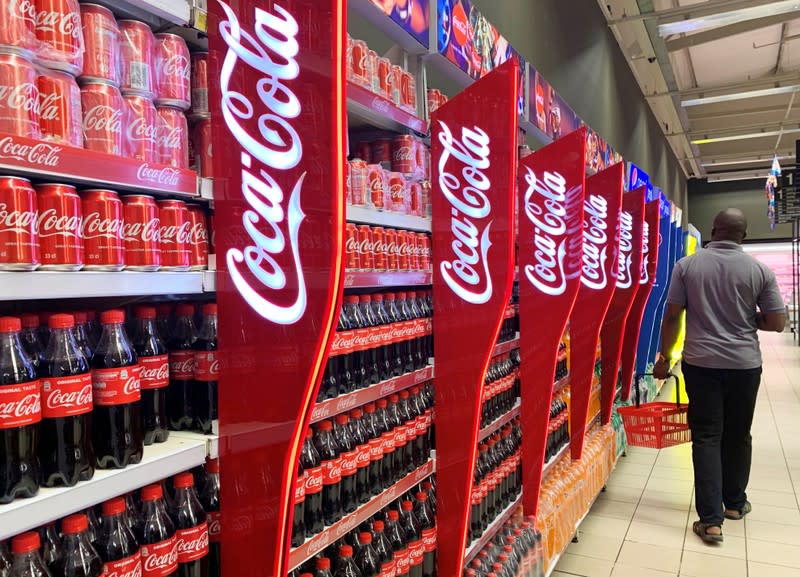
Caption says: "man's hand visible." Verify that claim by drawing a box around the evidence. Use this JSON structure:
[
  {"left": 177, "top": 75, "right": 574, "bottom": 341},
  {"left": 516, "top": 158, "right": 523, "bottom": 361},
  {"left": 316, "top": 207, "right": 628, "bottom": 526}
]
[{"left": 653, "top": 354, "right": 671, "bottom": 380}]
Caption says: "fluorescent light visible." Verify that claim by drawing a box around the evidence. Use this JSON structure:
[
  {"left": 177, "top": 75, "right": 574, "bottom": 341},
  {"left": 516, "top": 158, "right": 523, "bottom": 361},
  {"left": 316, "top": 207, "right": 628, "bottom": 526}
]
[
  {"left": 707, "top": 175, "right": 767, "bottom": 183},
  {"left": 681, "top": 84, "right": 800, "bottom": 107},
  {"left": 702, "top": 155, "right": 794, "bottom": 167},
  {"left": 658, "top": 1, "right": 800, "bottom": 36},
  {"left": 692, "top": 128, "right": 800, "bottom": 145}
]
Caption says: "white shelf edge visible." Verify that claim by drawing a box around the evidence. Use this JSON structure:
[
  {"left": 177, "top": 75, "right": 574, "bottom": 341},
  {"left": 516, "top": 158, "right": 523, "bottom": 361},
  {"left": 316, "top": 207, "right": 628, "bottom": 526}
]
[
  {"left": 203, "top": 270, "right": 216, "bottom": 293},
  {"left": 346, "top": 205, "right": 432, "bottom": 232},
  {"left": 170, "top": 431, "right": 219, "bottom": 459}
]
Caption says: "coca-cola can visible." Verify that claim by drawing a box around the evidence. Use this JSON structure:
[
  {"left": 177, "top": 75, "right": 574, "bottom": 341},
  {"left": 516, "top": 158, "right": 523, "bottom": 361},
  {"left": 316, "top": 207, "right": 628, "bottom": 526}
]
[
  {"left": 79, "top": 4, "right": 119, "bottom": 85},
  {"left": 372, "top": 226, "right": 387, "bottom": 271},
  {"left": 377, "top": 58, "right": 391, "bottom": 99},
  {"left": 80, "top": 80, "right": 124, "bottom": 155},
  {"left": 0, "top": 2, "right": 37, "bottom": 56},
  {"left": 191, "top": 118, "right": 212, "bottom": 177},
  {"left": 0, "top": 51, "right": 41, "bottom": 139},
  {"left": 367, "top": 164, "right": 385, "bottom": 210},
  {"left": 34, "top": 0, "right": 84, "bottom": 76},
  {"left": 390, "top": 64, "right": 402, "bottom": 105},
  {"left": 357, "top": 225, "right": 373, "bottom": 271},
  {"left": 118, "top": 20, "right": 155, "bottom": 98},
  {"left": 121, "top": 194, "right": 160, "bottom": 271},
  {"left": 190, "top": 52, "right": 208, "bottom": 118},
  {"left": 386, "top": 172, "right": 406, "bottom": 213},
  {"left": 123, "top": 93, "right": 157, "bottom": 161},
  {"left": 36, "top": 183, "right": 83, "bottom": 270},
  {"left": 349, "top": 39, "right": 369, "bottom": 87},
  {"left": 384, "top": 228, "right": 398, "bottom": 271},
  {"left": 158, "top": 199, "right": 190, "bottom": 270},
  {"left": 80, "top": 188, "right": 124, "bottom": 271},
  {"left": 0, "top": 176, "right": 39, "bottom": 270},
  {"left": 407, "top": 232, "right": 419, "bottom": 271},
  {"left": 355, "top": 141, "right": 371, "bottom": 163},
  {"left": 37, "top": 68, "right": 82, "bottom": 147},
  {"left": 408, "top": 181, "right": 422, "bottom": 216},
  {"left": 348, "top": 159, "right": 367, "bottom": 206},
  {"left": 371, "top": 138, "right": 392, "bottom": 168},
  {"left": 427, "top": 88, "right": 440, "bottom": 115},
  {"left": 401, "top": 71, "right": 416, "bottom": 113},
  {"left": 391, "top": 135, "right": 414, "bottom": 174},
  {"left": 417, "top": 233, "right": 430, "bottom": 271},
  {"left": 154, "top": 33, "right": 190, "bottom": 110},
  {"left": 156, "top": 106, "right": 188, "bottom": 168},
  {"left": 345, "top": 222, "right": 359, "bottom": 271},
  {"left": 396, "top": 230, "right": 409, "bottom": 271},
  {"left": 186, "top": 204, "right": 208, "bottom": 270}
]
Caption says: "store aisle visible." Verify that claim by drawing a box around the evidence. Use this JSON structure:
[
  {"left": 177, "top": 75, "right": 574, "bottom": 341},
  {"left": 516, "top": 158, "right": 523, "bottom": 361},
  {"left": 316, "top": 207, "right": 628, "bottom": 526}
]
[{"left": 554, "top": 331, "right": 800, "bottom": 577}]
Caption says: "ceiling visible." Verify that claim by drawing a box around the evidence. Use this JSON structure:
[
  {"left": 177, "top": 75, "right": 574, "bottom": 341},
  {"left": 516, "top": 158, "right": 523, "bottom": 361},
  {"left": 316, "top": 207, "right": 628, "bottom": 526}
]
[{"left": 598, "top": 0, "right": 800, "bottom": 183}]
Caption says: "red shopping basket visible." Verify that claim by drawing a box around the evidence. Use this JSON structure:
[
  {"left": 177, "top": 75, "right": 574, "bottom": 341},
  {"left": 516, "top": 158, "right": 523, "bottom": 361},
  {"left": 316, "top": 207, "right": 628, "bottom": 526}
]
[{"left": 618, "top": 373, "right": 691, "bottom": 449}]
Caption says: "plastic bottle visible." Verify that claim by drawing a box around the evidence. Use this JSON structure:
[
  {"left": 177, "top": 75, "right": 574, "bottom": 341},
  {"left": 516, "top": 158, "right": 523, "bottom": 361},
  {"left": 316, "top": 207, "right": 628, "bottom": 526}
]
[
  {"left": 137, "top": 483, "right": 179, "bottom": 577},
  {"left": 315, "top": 420, "right": 342, "bottom": 526},
  {"left": 300, "top": 429, "right": 324, "bottom": 536},
  {"left": 70, "top": 312, "right": 94, "bottom": 362},
  {"left": 167, "top": 304, "right": 197, "bottom": 431},
  {"left": 19, "top": 314, "right": 44, "bottom": 373},
  {"left": 52, "top": 514, "right": 102, "bottom": 577},
  {"left": 314, "top": 557, "right": 333, "bottom": 577},
  {"left": 334, "top": 414, "right": 358, "bottom": 515},
  {"left": 385, "top": 510, "right": 408, "bottom": 577},
  {"left": 192, "top": 304, "right": 218, "bottom": 435},
  {"left": 10, "top": 532, "right": 50, "bottom": 577},
  {"left": 95, "top": 498, "right": 141, "bottom": 577},
  {"left": 334, "top": 546, "right": 362, "bottom": 577},
  {"left": 199, "top": 460, "right": 220, "bottom": 577},
  {"left": 170, "top": 472, "right": 209, "bottom": 577},
  {"left": 355, "top": 533, "right": 379, "bottom": 577},
  {"left": 38, "top": 525, "right": 60, "bottom": 575},
  {"left": 414, "top": 493, "right": 436, "bottom": 577},
  {"left": 132, "top": 307, "right": 170, "bottom": 444}
]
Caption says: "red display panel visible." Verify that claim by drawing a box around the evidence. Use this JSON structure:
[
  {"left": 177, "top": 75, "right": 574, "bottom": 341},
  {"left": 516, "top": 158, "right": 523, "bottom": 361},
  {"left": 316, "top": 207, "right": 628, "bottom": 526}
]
[
  {"left": 517, "top": 128, "right": 587, "bottom": 518},
  {"left": 431, "top": 59, "right": 518, "bottom": 577},
  {"left": 209, "top": 2, "right": 346, "bottom": 576},
  {"left": 567, "top": 163, "right": 623, "bottom": 458},
  {"left": 619, "top": 199, "right": 661, "bottom": 401},
  {"left": 599, "top": 187, "right": 645, "bottom": 424}
]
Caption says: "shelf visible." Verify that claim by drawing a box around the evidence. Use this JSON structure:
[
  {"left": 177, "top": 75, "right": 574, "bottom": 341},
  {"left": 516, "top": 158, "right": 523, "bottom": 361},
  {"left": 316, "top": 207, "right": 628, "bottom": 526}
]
[
  {"left": 0, "top": 133, "right": 197, "bottom": 197},
  {"left": 464, "top": 493, "right": 523, "bottom": 564},
  {"left": 492, "top": 336, "right": 520, "bottom": 357},
  {"left": 0, "top": 436, "right": 206, "bottom": 540},
  {"left": 347, "top": 83, "right": 427, "bottom": 134},
  {"left": 289, "top": 459, "right": 435, "bottom": 570},
  {"left": 170, "top": 431, "right": 219, "bottom": 459},
  {"left": 199, "top": 177, "right": 214, "bottom": 201},
  {"left": 0, "top": 271, "right": 208, "bottom": 301},
  {"left": 311, "top": 365, "right": 434, "bottom": 423},
  {"left": 542, "top": 444, "right": 569, "bottom": 480},
  {"left": 203, "top": 270, "right": 217, "bottom": 293},
  {"left": 478, "top": 403, "right": 520, "bottom": 442},
  {"left": 347, "top": 206, "right": 431, "bottom": 232},
  {"left": 343, "top": 271, "right": 432, "bottom": 289},
  {"left": 98, "top": 0, "right": 191, "bottom": 25}
]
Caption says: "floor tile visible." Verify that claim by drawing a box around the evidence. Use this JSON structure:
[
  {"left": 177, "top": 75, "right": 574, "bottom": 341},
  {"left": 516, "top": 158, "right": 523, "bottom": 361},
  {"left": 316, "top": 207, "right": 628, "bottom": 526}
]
[
  {"left": 579, "top": 515, "right": 632, "bottom": 539},
  {"left": 746, "top": 519, "right": 800, "bottom": 546},
  {"left": 747, "top": 539, "right": 800, "bottom": 568},
  {"left": 590, "top": 499, "right": 638, "bottom": 520},
  {"left": 682, "top": 532, "right": 747, "bottom": 559},
  {"left": 638, "top": 489, "right": 692, "bottom": 511},
  {"left": 632, "top": 505, "right": 689, "bottom": 528},
  {"left": 645, "top": 476, "right": 694, "bottom": 494},
  {"left": 607, "top": 472, "right": 649, "bottom": 490},
  {"left": 611, "top": 563, "right": 676, "bottom": 577},
  {"left": 625, "top": 520, "right": 686, "bottom": 549},
  {"left": 614, "top": 462, "right": 654, "bottom": 477},
  {"left": 555, "top": 553, "right": 615, "bottom": 577},
  {"left": 747, "top": 488, "right": 800, "bottom": 508},
  {"left": 616, "top": 541, "right": 682, "bottom": 573},
  {"left": 566, "top": 533, "right": 625, "bottom": 561},
  {"left": 679, "top": 550, "right": 747, "bottom": 577},
  {"left": 596, "top": 484, "right": 644, "bottom": 505},
  {"left": 747, "top": 503, "right": 800, "bottom": 526},
  {"left": 649, "top": 466, "right": 695, "bottom": 481},
  {"left": 749, "top": 562, "right": 800, "bottom": 577}
]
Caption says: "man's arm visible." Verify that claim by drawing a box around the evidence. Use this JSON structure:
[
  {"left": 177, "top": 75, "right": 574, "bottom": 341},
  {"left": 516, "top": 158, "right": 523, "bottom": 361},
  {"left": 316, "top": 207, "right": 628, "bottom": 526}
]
[
  {"left": 756, "top": 310, "right": 786, "bottom": 332},
  {"left": 756, "top": 268, "right": 787, "bottom": 333},
  {"left": 654, "top": 263, "right": 687, "bottom": 379}
]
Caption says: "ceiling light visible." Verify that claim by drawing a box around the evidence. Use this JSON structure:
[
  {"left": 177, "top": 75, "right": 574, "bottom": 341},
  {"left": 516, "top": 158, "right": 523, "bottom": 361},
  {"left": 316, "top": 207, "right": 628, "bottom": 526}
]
[
  {"left": 702, "top": 155, "right": 794, "bottom": 167},
  {"left": 707, "top": 174, "right": 768, "bottom": 183},
  {"left": 681, "top": 85, "right": 800, "bottom": 107},
  {"left": 658, "top": 0, "right": 800, "bottom": 36},
  {"left": 692, "top": 128, "right": 800, "bottom": 145}
]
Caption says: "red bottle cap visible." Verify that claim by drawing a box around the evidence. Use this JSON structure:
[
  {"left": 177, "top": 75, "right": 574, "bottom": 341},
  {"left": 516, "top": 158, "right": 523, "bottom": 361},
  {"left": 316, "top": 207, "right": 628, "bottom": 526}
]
[
  {"left": 389, "top": 394, "right": 399, "bottom": 403},
  {"left": 373, "top": 293, "right": 384, "bottom": 302},
  {"left": 135, "top": 306, "right": 157, "bottom": 319},
  {"left": 373, "top": 520, "right": 385, "bottom": 532},
  {"left": 202, "top": 303, "right": 217, "bottom": 315},
  {"left": 339, "top": 545, "right": 353, "bottom": 557},
  {"left": 399, "top": 390, "right": 410, "bottom": 399},
  {"left": 344, "top": 295, "right": 359, "bottom": 304},
  {"left": 385, "top": 292, "right": 395, "bottom": 300},
  {"left": 100, "top": 309, "right": 125, "bottom": 325},
  {"left": 335, "top": 414, "right": 349, "bottom": 425},
  {"left": 103, "top": 497, "right": 126, "bottom": 516},
  {"left": 206, "top": 458, "right": 220, "bottom": 474},
  {"left": 315, "top": 558, "right": 330, "bottom": 570},
  {"left": 401, "top": 500, "right": 413, "bottom": 511},
  {"left": 359, "top": 295, "right": 371, "bottom": 303},
  {"left": 318, "top": 420, "right": 333, "bottom": 432},
  {"left": 305, "top": 428, "right": 314, "bottom": 439},
  {"left": 174, "top": 471, "right": 195, "bottom": 488},
  {"left": 364, "top": 403, "right": 376, "bottom": 414},
  {"left": 155, "top": 303, "right": 173, "bottom": 316},
  {"left": 61, "top": 513, "right": 89, "bottom": 534},
  {"left": 141, "top": 483, "right": 164, "bottom": 501},
  {"left": 359, "top": 532, "right": 372, "bottom": 544},
  {"left": 350, "top": 408, "right": 363, "bottom": 419},
  {"left": 176, "top": 303, "right": 195, "bottom": 316},
  {"left": 408, "top": 291, "right": 417, "bottom": 298},
  {"left": 49, "top": 313, "right": 75, "bottom": 329},
  {"left": 398, "top": 291, "right": 407, "bottom": 299},
  {"left": 416, "top": 492, "right": 428, "bottom": 501},
  {"left": 72, "top": 311, "right": 88, "bottom": 324},
  {"left": 20, "top": 313, "right": 38, "bottom": 328},
  {"left": 0, "top": 317, "right": 21, "bottom": 333},
  {"left": 376, "top": 399, "right": 388, "bottom": 409},
  {"left": 11, "top": 531, "right": 40, "bottom": 554},
  {"left": 387, "top": 510, "right": 399, "bottom": 521}
]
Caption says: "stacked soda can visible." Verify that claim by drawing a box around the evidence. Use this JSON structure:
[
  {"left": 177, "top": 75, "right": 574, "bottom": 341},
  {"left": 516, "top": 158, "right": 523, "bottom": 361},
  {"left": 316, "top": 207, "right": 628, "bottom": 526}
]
[
  {"left": 346, "top": 34, "right": 417, "bottom": 114},
  {"left": 188, "top": 52, "right": 212, "bottom": 177},
  {"left": 345, "top": 224, "right": 431, "bottom": 273},
  {"left": 427, "top": 88, "right": 449, "bottom": 115},
  {"left": 0, "top": 176, "right": 209, "bottom": 271}
]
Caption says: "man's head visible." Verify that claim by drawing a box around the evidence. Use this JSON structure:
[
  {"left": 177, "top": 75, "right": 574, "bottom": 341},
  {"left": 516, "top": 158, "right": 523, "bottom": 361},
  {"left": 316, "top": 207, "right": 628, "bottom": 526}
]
[{"left": 711, "top": 208, "right": 748, "bottom": 243}]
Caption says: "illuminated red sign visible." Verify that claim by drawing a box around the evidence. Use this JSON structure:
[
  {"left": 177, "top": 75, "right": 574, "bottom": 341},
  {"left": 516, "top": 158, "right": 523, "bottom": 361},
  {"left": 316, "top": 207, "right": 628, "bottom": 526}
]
[
  {"left": 567, "top": 163, "right": 623, "bottom": 458},
  {"left": 517, "top": 127, "right": 586, "bottom": 518},
  {"left": 209, "top": 1, "right": 346, "bottom": 575},
  {"left": 432, "top": 59, "right": 518, "bottom": 577},
  {"left": 599, "top": 187, "right": 645, "bottom": 424},
  {"left": 619, "top": 199, "right": 661, "bottom": 400}
]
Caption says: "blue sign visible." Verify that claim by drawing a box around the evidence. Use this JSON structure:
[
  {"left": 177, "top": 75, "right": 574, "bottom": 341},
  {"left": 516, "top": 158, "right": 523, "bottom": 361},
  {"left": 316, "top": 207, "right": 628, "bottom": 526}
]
[{"left": 628, "top": 162, "right": 650, "bottom": 193}]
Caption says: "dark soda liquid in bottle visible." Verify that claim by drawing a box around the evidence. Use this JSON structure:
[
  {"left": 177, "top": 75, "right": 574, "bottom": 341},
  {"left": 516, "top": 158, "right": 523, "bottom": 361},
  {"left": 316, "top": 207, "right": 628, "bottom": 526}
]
[
  {"left": 132, "top": 306, "right": 170, "bottom": 445},
  {"left": 199, "top": 460, "right": 220, "bottom": 577},
  {"left": 168, "top": 304, "right": 197, "bottom": 431},
  {"left": 95, "top": 498, "right": 142, "bottom": 577},
  {"left": 192, "top": 304, "right": 218, "bottom": 435},
  {"left": 52, "top": 513, "right": 102, "bottom": 577},
  {"left": 315, "top": 420, "right": 342, "bottom": 526},
  {"left": 300, "top": 429, "right": 324, "bottom": 536},
  {"left": 170, "top": 472, "right": 209, "bottom": 577},
  {"left": 137, "top": 483, "right": 179, "bottom": 577},
  {"left": 10, "top": 532, "right": 50, "bottom": 577},
  {"left": 334, "top": 414, "right": 358, "bottom": 515}
]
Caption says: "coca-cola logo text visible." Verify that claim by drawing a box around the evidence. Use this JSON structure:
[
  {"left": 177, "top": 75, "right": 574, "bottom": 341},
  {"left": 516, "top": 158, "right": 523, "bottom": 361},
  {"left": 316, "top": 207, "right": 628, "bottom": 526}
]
[
  {"left": 0, "top": 136, "right": 61, "bottom": 167},
  {"left": 83, "top": 105, "right": 123, "bottom": 134},
  {"left": 0, "top": 83, "right": 39, "bottom": 113},
  {"left": 580, "top": 194, "right": 608, "bottom": 290},
  {"left": 0, "top": 202, "right": 36, "bottom": 235},
  {"left": 616, "top": 210, "right": 634, "bottom": 289},
  {"left": 39, "top": 92, "right": 63, "bottom": 121},
  {"left": 0, "top": 394, "right": 40, "bottom": 419},
  {"left": 140, "top": 362, "right": 168, "bottom": 380},
  {"left": 158, "top": 125, "right": 184, "bottom": 150},
  {"left": 160, "top": 221, "right": 192, "bottom": 244},
  {"left": 136, "top": 164, "right": 181, "bottom": 186},
  {"left": 36, "top": 207, "right": 81, "bottom": 238},
  {"left": 103, "top": 558, "right": 142, "bottom": 577},
  {"left": 122, "top": 218, "right": 161, "bottom": 243},
  {"left": 46, "top": 384, "right": 92, "bottom": 409},
  {"left": 161, "top": 55, "right": 191, "bottom": 80},
  {"left": 81, "top": 211, "right": 123, "bottom": 240},
  {"left": 33, "top": 6, "right": 83, "bottom": 40},
  {"left": 640, "top": 220, "right": 650, "bottom": 284},
  {"left": 142, "top": 541, "right": 179, "bottom": 573},
  {"left": 127, "top": 116, "right": 158, "bottom": 144}
]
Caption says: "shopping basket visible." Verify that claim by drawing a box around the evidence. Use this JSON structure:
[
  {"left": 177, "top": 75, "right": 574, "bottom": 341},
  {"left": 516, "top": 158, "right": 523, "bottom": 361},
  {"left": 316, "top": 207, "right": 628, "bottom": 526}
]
[{"left": 618, "top": 373, "right": 691, "bottom": 449}]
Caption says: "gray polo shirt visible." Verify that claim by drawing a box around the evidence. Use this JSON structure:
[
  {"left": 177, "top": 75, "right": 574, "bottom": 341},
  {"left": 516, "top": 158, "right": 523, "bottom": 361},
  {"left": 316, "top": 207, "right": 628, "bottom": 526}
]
[{"left": 665, "top": 240, "right": 784, "bottom": 370}]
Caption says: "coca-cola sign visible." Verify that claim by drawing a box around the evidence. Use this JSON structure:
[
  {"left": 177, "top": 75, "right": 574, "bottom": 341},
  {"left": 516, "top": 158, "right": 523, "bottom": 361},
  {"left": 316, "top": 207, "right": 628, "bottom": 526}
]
[
  {"left": 517, "top": 127, "right": 586, "bottom": 519},
  {"left": 0, "top": 136, "right": 61, "bottom": 167},
  {"left": 431, "top": 59, "right": 518, "bottom": 577}
]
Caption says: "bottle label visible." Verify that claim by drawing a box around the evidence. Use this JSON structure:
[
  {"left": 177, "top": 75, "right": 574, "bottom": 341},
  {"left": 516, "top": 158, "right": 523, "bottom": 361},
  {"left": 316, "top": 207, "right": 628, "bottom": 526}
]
[
  {"left": 41, "top": 372, "right": 93, "bottom": 418},
  {"left": 368, "top": 437, "right": 384, "bottom": 461},
  {"left": 176, "top": 522, "right": 209, "bottom": 563},
  {"left": 381, "top": 430, "right": 395, "bottom": 454},
  {"left": 303, "top": 465, "right": 324, "bottom": 495},
  {"left": 139, "top": 354, "right": 169, "bottom": 390},
  {"left": 91, "top": 365, "right": 141, "bottom": 406},
  {"left": 394, "top": 548, "right": 410, "bottom": 575},
  {"left": 0, "top": 380, "right": 41, "bottom": 429},
  {"left": 321, "top": 457, "right": 342, "bottom": 485},
  {"left": 169, "top": 350, "right": 195, "bottom": 380},
  {"left": 408, "top": 538, "right": 424, "bottom": 566},
  {"left": 404, "top": 419, "right": 417, "bottom": 441},
  {"left": 380, "top": 559, "right": 397, "bottom": 577},
  {"left": 141, "top": 535, "right": 179, "bottom": 577},
  {"left": 393, "top": 424, "right": 406, "bottom": 447},
  {"left": 355, "top": 443, "right": 371, "bottom": 469},
  {"left": 207, "top": 511, "right": 221, "bottom": 543},
  {"left": 340, "top": 449, "right": 358, "bottom": 477},
  {"left": 102, "top": 552, "right": 142, "bottom": 577},
  {"left": 415, "top": 415, "right": 426, "bottom": 436},
  {"left": 294, "top": 473, "right": 306, "bottom": 504},
  {"left": 194, "top": 351, "right": 219, "bottom": 381},
  {"left": 422, "top": 527, "right": 437, "bottom": 553}
]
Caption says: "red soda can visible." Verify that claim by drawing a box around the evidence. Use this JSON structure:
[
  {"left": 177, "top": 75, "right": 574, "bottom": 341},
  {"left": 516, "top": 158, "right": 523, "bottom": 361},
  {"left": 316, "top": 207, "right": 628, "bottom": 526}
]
[
  {"left": 367, "top": 165, "right": 385, "bottom": 210},
  {"left": 0, "top": 176, "right": 39, "bottom": 270},
  {"left": 80, "top": 189, "right": 124, "bottom": 271},
  {"left": 185, "top": 204, "right": 208, "bottom": 270},
  {"left": 0, "top": 2, "right": 37, "bottom": 56},
  {"left": 0, "top": 51, "right": 40, "bottom": 139},
  {"left": 35, "top": 183, "right": 82, "bottom": 270},
  {"left": 356, "top": 225, "right": 374, "bottom": 271},
  {"left": 377, "top": 58, "right": 391, "bottom": 99},
  {"left": 33, "top": 0, "right": 84, "bottom": 75},
  {"left": 79, "top": 3, "right": 119, "bottom": 85},
  {"left": 427, "top": 89, "right": 439, "bottom": 115},
  {"left": 156, "top": 106, "right": 188, "bottom": 168},
  {"left": 396, "top": 230, "right": 409, "bottom": 271},
  {"left": 401, "top": 71, "right": 416, "bottom": 112},
  {"left": 384, "top": 229, "right": 398, "bottom": 271},
  {"left": 123, "top": 93, "right": 158, "bottom": 161},
  {"left": 407, "top": 233, "right": 419, "bottom": 271},
  {"left": 387, "top": 172, "right": 406, "bottom": 213},
  {"left": 417, "top": 233, "right": 431, "bottom": 271},
  {"left": 349, "top": 39, "right": 369, "bottom": 87},
  {"left": 192, "top": 118, "right": 212, "bottom": 177},
  {"left": 154, "top": 33, "right": 190, "bottom": 110},
  {"left": 367, "top": 50, "right": 378, "bottom": 92},
  {"left": 37, "top": 68, "right": 82, "bottom": 147},
  {"left": 372, "top": 227, "right": 387, "bottom": 271},
  {"left": 345, "top": 222, "right": 359, "bottom": 271},
  {"left": 415, "top": 139, "right": 428, "bottom": 179},
  {"left": 421, "top": 181, "right": 432, "bottom": 217},
  {"left": 408, "top": 181, "right": 422, "bottom": 216},
  {"left": 349, "top": 160, "right": 367, "bottom": 206},
  {"left": 390, "top": 65, "right": 402, "bottom": 105},
  {"left": 208, "top": 210, "right": 215, "bottom": 254},
  {"left": 121, "top": 194, "right": 160, "bottom": 271},
  {"left": 118, "top": 20, "right": 155, "bottom": 97},
  {"left": 391, "top": 136, "right": 414, "bottom": 174},
  {"left": 355, "top": 141, "right": 371, "bottom": 163},
  {"left": 371, "top": 138, "right": 392, "bottom": 168},
  {"left": 80, "top": 80, "right": 124, "bottom": 155},
  {"left": 158, "top": 199, "right": 190, "bottom": 270},
  {"left": 190, "top": 52, "right": 208, "bottom": 118}
]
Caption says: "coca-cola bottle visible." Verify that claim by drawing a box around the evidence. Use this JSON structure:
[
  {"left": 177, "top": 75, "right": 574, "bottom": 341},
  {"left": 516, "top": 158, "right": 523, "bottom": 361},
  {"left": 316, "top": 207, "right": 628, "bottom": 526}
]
[
  {"left": 193, "top": 304, "right": 218, "bottom": 435},
  {"left": 167, "top": 304, "right": 196, "bottom": 431},
  {"left": 70, "top": 312, "right": 94, "bottom": 361},
  {"left": 138, "top": 483, "right": 179, "bottom": 577},
  {"left": 334, "top": 546, "right": 361, "bottom": 577},
  {"left": 300, "top": 429, "right": 323, "bottom": 536},
  {"left": 39, "top": 314, "right": 94, "bottom": 487},
  {"left": 369, "top": 294, "right": 392, "bottom": 381},
  {"left": 414, "top": 493, "right": 436, "bottom": 577},
  {"left": 38, "top": 524, "right": 60, "bottom": 574},
  {"left": 85, "top": 312, "right": 101, "bottom": 350},
  {"left": 375, "top": 400, "right": 395, "bottom": 487},
  {"left": 334, "top": 414, "right": 358, "bottom": 515},
  {"left": 362, "top": 404, "right": 383, "bottom": 497},
  {"left": 19, "top": 314, "right": 44, "bottom": 373},
  {"left": 1, "top": 541, "right": 11, "bottom": 577},
  {"left": 0, "top": 316, "right": 41, "bottom": 503},
  {"left": 155, "top": 304, "right": 173, "bottom": 342},
  {"left": 199, "top": 460, "right": 220, "bottom": 577},
  {"left": 9, "top": 532, "right": 49, "bottom": 577},
  {"left": 133, "top": 307, "right": 170, "bottom": 445},
  {"left": 400, "top": 502, "right": 423, "bottom": 577},
  {"left": 170, "top": 472, "right": 209, "bottom": 577},
  {"left": 349, "top": 408, "right": 370, "bottom": 505},
  {"left": 358, "top": 296, "right": 380, "bottom": 386},
  {"left": 314, "top": 557, "right": 333, "bottom": 577},
  {"left": 95, "top": 498, "right": 141, "bottom": 577},
  {"left": 90, "top": 310, "right": 143, "bottom": 469},
  {"left": 37, "top": 312, "right": 53, "bottom": 350},
  {"left": 384, "top": 511, "right": 408, "bottom": 577},
  {"left": 292, "top": 457, "right": 306, "bottom": 548},
  {"left": 52, "top": 514, "right": 102, "bottom": 577},
  {"left": 315, "top": 420, "right": 342, "bottom": 526},
  {"left": 371, "top": 521, "right": 395, "bottom": 577},
  {"left": 355, "top": 533, "right": 379, "bottom": 577},
  {"left": 383, "top": 294, "right": 403, "bottom": 377}
]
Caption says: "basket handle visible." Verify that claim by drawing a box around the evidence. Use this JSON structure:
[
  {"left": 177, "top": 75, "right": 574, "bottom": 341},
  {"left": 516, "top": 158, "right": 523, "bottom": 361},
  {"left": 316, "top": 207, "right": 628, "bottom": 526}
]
[{"left": 633, "top": 372, "right": 682, "bottom": 408}]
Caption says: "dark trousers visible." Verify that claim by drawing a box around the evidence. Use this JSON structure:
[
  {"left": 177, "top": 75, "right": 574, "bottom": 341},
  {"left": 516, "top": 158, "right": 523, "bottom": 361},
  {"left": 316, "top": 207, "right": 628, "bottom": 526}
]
[{"left": 682, "top": 362, "right": 761, "bottom": 526}]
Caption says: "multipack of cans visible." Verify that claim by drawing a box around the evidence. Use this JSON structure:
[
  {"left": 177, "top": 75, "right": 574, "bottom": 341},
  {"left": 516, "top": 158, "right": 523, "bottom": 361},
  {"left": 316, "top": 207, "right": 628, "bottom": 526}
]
[
  {"left": 346, "top": 34, "right": 417, "bottom": 114},
  {"left": 345, "top": 224, "right": 431, "bottom": 273}
]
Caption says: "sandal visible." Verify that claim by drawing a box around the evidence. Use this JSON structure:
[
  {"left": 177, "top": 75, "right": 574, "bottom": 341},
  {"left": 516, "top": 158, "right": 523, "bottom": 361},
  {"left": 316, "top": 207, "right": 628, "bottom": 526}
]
[
  {"left": 693, "top": 521, "right": 724, "bottom": 543},
  {"left": 724, "top": 500, "right": 752, "bottom": 520}
]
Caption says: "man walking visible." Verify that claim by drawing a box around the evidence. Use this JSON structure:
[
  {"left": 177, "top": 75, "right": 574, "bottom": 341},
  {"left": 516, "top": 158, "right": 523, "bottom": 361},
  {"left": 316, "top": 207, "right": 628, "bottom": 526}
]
[{"left": 653, "top": 208, "right": 786, "bottom": 543}]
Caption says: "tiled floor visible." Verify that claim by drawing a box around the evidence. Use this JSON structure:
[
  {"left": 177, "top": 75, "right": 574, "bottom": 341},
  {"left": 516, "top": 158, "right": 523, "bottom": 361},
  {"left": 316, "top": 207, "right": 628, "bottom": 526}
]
[{"left": 554, "top": 331, "right": 800, "bottom": 577}]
